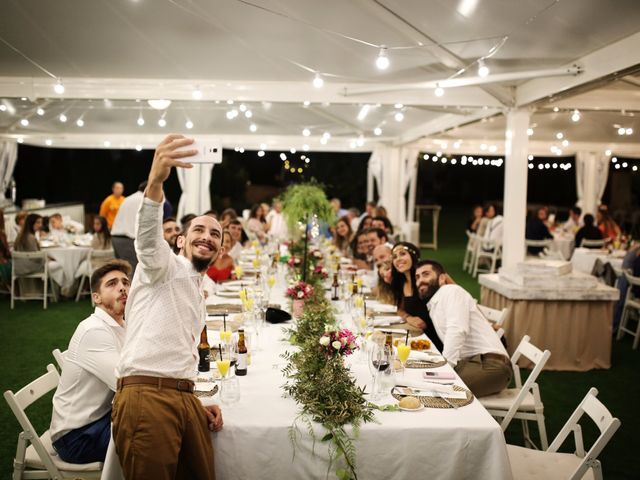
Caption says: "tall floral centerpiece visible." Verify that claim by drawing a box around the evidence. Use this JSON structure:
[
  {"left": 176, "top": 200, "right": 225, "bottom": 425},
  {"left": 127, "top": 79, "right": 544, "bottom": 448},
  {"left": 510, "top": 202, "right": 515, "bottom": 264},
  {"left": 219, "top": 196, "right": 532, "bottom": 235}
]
[{"left": 281, "top": 182, "right": 334, "bottom": 283}]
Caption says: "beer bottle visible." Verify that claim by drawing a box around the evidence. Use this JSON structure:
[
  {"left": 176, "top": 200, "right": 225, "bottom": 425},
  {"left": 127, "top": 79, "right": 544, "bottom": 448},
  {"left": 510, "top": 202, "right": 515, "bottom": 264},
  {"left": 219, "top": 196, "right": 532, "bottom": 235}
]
[
  {"left": 236, "top": 329, "right": 248, "bottom": 376},
  {"left": 198, "top": 326, "right": 211, "bottom": 372},
  {"left": 384, "top": 332, "right": 393, "bottom": 349},
  {"left": 331, "top": 273, "right": 339, "bottom": 301}
]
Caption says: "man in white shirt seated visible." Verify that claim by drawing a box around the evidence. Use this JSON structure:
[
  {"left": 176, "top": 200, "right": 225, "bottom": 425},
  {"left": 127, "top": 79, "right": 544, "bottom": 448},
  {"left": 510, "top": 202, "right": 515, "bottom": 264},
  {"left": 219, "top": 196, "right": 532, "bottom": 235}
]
[
  {"left": 561, "top": 206, "right": 582, "bottom": 234},
  {"left": 266, "top": 199, "right": 289, "bottom": 240},
  {"left": 415, "top": 259, "right": 512, "bottom": 398},
  {"left": 47, "top": 213, "right": 83, "bottom": 244},
  {"left": 49, "top": 259, "right": 131, "bottom": 463}
]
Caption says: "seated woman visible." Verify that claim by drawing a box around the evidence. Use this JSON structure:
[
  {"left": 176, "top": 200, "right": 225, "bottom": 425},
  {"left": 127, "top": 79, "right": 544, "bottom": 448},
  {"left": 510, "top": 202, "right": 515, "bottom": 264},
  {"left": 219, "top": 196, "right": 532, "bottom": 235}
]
[
  {"left": 333, "top": 216, "right": 353, "bottom": 256},
  {"left": 206, "top": 230, "right": 235, "bottom": 283},
  {"left": 350, "top": 230, "right": 371, "bottom": 270},
  {"left": 467, "top": 205, "right": 484, "bottom": 233},
  {"left": 372, "top": 260, "right": 395, "bottom": 305},
  {"left": 91, "top": 216, "right": 112, "bottom": 250},
  {"left": 596, "top": 208, "right": 621, "bottom": 242},
  {"left": 246, "top": 204, "right": 267, "bottom": 243},
  {"left": 390, "top": 242, "right": 443, "bottom": 352},
  {"left": 575, "top": 214, "right": 604, "bottom": 248},
  {"left": 14, "top": 213, "right": 64, "bottom": 288}
]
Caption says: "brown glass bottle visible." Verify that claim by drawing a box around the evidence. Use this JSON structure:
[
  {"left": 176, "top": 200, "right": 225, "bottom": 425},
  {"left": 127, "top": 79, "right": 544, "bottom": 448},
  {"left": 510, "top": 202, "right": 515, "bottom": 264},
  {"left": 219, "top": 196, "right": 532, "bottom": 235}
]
[
  {"left": 331, "top": 273, "right": 339, "bottom": 301},
  {"left": 198, "top": 326, "right": 211, "bottom": 372},
  {"left": 235, "top": 329, "right": 248, "bottom": 376}
]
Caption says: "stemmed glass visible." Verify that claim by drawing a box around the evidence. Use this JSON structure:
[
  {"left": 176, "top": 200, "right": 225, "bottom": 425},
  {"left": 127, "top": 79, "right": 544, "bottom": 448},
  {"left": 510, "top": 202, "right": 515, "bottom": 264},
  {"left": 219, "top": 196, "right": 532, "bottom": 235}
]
[
  {"left": 368, "top": 341, "right": 392, "bottom": 400},
  {"left": 396, "top": 342, "right": 411, "bottom": 378}
]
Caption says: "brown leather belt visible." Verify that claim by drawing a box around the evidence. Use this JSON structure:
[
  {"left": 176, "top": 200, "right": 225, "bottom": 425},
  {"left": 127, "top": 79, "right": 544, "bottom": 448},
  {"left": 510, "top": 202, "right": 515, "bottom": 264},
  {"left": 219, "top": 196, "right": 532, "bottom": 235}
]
[
  {"left": 481, "top": 353, "right": 510, "bottom": 364},
  {"left": 117, "top": 375, "right": 195, "bottom": 393}
]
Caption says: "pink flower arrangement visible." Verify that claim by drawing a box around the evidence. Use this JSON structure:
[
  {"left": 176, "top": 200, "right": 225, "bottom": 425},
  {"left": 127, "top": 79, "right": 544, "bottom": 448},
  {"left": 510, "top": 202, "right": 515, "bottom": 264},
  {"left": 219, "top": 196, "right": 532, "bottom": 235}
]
[
  {"left": 312, "top": 264, "right": 329, "bottom": 279},
  {"left": 318, "top": 328, "right": 358, "bottom": 357},
  {"left": 286, "top": 281, "right": 314, "bottom": 300},
  {"left": 287, "top": 256, "right": 301, "bottom": 268}
]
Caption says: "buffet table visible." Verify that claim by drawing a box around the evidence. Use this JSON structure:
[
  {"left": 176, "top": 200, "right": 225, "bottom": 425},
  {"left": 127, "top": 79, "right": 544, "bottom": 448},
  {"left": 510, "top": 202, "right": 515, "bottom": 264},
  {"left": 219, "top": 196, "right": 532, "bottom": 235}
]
[{"left": 479, "top": 273, "right": 618, "bottom": 371}]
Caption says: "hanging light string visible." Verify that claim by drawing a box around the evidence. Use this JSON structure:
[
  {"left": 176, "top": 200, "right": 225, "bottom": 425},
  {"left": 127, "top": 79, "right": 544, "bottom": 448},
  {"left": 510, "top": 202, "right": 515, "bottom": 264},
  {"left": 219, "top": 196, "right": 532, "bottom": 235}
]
[{"left": 0, "top": 34, "right": 58, "bottom": 79}]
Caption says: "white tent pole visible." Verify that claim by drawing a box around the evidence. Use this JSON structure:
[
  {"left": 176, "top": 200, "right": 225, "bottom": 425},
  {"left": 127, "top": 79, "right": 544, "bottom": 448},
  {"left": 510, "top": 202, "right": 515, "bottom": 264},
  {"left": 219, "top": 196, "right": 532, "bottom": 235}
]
[{"left": 502, "top": 108, "right": 531, "bottom": 269}]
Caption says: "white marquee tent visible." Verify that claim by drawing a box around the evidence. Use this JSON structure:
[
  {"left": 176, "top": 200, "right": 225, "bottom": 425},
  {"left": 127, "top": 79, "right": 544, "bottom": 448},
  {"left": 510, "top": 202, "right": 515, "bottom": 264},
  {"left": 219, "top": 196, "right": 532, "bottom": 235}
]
[{"left": 1, "top": 0, "right": 640, "bottom": 266}]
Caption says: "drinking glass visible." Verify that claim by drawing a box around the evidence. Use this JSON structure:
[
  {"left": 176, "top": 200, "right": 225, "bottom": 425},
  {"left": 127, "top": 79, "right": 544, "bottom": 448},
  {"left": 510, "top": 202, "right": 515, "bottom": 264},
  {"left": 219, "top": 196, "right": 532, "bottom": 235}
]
[
  {"left": 220, "top": 375, "right": 241, "bottom": 404},
  {"left": 368, "top": 341, "right": 391, "bottom": 400},
  {"left": 397, "top": 342, "right": 411, "bottom": 378}
]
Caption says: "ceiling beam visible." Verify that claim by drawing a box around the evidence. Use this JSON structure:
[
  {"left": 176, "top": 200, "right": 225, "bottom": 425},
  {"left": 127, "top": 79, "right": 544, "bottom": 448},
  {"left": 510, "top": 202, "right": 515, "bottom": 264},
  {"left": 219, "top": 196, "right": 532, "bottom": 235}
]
[{"left": 516, "top": 32, "right": 640, "bottom": 107}]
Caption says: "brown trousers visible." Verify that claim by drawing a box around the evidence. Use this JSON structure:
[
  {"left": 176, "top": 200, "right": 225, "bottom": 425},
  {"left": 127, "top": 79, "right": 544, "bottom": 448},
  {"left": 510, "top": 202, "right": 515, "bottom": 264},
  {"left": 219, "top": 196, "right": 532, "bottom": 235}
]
[
  {"left": 455, "top": 354, "right": 513, "bottom": 398},
  {"left": 112, "top": 384, "right": 215, "bottom": 480}
]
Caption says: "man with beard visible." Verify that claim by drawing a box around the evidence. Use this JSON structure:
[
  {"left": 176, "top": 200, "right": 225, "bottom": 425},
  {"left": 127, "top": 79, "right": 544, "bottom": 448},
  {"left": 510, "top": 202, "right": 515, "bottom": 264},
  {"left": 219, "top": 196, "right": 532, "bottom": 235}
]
[
  {"left": 113, "top": 135, "right": 223, "bottom": 479},
  {"left": 162, "top": 216, "right": 181, "bottom": 251},
  {"left": 415, "top": 260, "right": 512, "bottom": 398},
  {"left": 49, "top": 260, "right": 132, "bottom": 463}
]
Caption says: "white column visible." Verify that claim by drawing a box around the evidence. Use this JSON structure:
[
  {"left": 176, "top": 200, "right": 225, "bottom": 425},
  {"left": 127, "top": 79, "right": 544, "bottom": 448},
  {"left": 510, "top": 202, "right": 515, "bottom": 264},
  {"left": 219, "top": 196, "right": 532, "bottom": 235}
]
[
  {"left": 367, "top": 161, "right": 374, "bottom": 203},
  {"left": 379, "top": 147, "right": 403, "bottom": 225},
  {"left": 502, "top": 108, "right": 531, "bottom": 269}
]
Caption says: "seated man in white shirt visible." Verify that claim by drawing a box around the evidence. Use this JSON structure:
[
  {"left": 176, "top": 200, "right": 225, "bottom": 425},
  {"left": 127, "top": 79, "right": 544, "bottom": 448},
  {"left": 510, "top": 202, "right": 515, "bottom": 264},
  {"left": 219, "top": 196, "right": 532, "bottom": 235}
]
[
  {"left": 415, "top": 259, "right": 512, "bottom": 398},
  {"left": 49, "top": 259, "right": 131, "bottom": 463}
]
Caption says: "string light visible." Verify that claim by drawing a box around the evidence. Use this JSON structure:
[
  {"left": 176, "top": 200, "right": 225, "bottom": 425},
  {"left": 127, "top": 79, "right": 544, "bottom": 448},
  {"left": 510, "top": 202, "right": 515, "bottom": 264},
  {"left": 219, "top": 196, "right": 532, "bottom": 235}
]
[
  {"left": 45, "top": 139, "right": 52, "bottom": 146},
  {"left": 76, "top": 118, "right": 84, "bottom": 127},
  {"left": 20, "top": 118, "right": 29, "bottom": 127},
  {"left": 571, "top": 109, "right": 581, "bottom": 122},
  {"left": 374, "top": 127, "right": 382, "bottom": 136},
  {"left": 59, "top": 113, "right": 67, "bottom": 123},
  {"left": 137, "top": 114, "right": 145, "bottom": 126},
  {"left": 302, "top": 128, "right": 311, "bottom": 136},
  {"left": 375, "top": 46, "right": 390, "bottom": 70},
  {"left": 185, "top": 120, "right": 194, "bottom": 129},
  {"left": 17, "top": 137, "right": 23, "bottom": 144},
  {"left": 312, "top": 73, "right": 324, "bottom": 88},
  {"left": 104, "top": 140, "right": 111, "bottom": 148},
  {"left": 394, "top": 112, "right": 404, "bottom": 122},
  {"left": 434, "top": 84, "right": 445, "bottom": 97},
  {"left": 135, "top": 145, "right": 142, "bottom": 151},
  {"left": 192, "top": 87, "right": 203, "bottom": 100},
  {"left": 249, "top": 123, "right": 257, "bottom": 132},
  {"left": 36, "top": 108, "right": 45, "bottom": 116},
  {"left": 245, "top": 110, "right": 253, "bottom": 118},
  {"left": 257, "top": 150, "right": 265, "bottom": 157},
  {"left": 302, "top": 144, "right": 310, "bottom": 151},
  {"left": 158, "top": 117, "right": 167, "bottom": 127},
  {"left": 556, "top": 132, "right": 563, "bottom": 140},
  {"left": 527, "top": 128, "right": 534, "bottom": 136},
  {"left": 226, "top": 109, "right": 239, "bottom": 120},
  {"left": 54, "top": 79, "right": 65, "bottom": 94},
  {"left": 617, "top": 127, "right": 625, "bottom": 135},
  {"left": 478, "top": 60, "right": 489, "bottom": 77}
]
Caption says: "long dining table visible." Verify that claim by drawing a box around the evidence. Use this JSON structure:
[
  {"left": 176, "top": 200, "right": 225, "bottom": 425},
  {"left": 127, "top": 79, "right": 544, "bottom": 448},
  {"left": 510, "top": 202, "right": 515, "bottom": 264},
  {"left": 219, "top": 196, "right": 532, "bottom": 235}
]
[{"left": 198, "top": 272, "right": 513, "bottom": 480}]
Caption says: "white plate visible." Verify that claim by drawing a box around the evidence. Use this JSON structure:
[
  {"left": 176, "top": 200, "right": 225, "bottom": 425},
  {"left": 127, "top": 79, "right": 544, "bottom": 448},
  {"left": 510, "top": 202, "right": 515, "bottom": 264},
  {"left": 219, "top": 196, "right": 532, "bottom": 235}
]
[
  {"left": 399, "top": 404, "right": 424, "bottom": 412},
  {"left": 216, "top": 291, "right": 241, "bottom": 298},
  {"left": 220, "top": 285, "right": 243, "bottom": 292}
]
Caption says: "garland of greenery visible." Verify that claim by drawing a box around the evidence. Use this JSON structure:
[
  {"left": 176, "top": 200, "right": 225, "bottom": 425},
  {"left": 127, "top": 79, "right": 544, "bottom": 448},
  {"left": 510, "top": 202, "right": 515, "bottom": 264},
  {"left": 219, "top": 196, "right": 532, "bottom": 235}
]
[
  {"left": 282, "top": 281, "right": 376, "bottom": 479},
  {"left": 281, "top": 181, "right": 335, "bottom": 235}
]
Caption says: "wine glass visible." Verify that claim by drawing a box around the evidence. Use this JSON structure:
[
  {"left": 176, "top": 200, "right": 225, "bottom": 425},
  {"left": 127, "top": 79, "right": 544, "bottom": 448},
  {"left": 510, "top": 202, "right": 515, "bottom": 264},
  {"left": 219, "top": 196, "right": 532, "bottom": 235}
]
[
  {"left": 368, "top": 341, "right": 391, "bottom": 400},
  {"left": 396, "top": 342, "right": 411, "bottom": 378}
]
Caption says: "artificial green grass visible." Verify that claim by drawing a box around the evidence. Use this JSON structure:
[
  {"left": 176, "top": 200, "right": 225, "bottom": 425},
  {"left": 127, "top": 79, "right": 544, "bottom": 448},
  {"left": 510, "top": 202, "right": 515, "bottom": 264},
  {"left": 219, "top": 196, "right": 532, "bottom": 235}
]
[{"left": 0, "top": 208, "right": 638, "bottom": 479}]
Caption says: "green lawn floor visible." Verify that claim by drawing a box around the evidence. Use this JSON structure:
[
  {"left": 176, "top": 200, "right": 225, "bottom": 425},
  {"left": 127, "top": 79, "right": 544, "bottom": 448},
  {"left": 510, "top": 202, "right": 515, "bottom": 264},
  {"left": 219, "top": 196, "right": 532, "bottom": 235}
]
[{"left": 0, "top": 207, "right": 638, "bottom": 479}]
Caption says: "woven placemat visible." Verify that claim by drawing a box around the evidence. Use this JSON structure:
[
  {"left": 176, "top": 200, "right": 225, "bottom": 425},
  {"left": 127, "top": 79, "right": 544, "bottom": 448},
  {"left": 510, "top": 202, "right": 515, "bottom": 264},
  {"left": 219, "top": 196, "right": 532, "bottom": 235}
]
[
  {"left": 194, "top": 383, "right": 219, "bottom": 398},
  {"left": 207, "top": 304, "right": 243, "bottom": 314},
  {"left": 391, "top": 385, "right": 474, "bottom": 409},
  {"left": 405, "top": 358, "right": 447, "bottom": 369}
]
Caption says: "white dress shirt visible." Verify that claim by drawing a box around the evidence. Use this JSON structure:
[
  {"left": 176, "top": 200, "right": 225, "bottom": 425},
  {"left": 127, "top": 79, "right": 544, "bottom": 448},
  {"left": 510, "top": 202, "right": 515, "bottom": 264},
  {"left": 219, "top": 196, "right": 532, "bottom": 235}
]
[
  {"left": 110, "top": 191, "right": 144, "bottom": 238},
  {"left": 116, "top": 197, "right": 205, "bottom": 380},
  {"left": 50, "top": 308, "right": 125, "bottom": 442},
  {"left": 266, "top": 211, "right": 289, "bottom": 240},
  {"left": 484, "top": 215, "right": 503, "bottom": 245},
  {"left": 427, "top": 284, "right": 508, "bottom": 367},
  {"left": 228, "top": 242, "right": 243, "bottom": 261}
]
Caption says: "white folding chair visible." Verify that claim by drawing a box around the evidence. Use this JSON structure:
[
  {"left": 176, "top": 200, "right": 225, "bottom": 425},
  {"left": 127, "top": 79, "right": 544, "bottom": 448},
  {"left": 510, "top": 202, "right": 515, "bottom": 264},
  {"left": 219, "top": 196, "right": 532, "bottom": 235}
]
[
  {"left": 507, "top": 387, "right": 621, "bottom": 480},
  {"left": 580, "top": 238, "right": 606, "bottom": 248},
  {"left": 472, "top": 238, "right": 502, "bottom": 277},
  {"left": 525, "top": 239, "right": 565, "bottom": 260},
  {"left": 463, "top": 231, "right": 478, "bottom": 272},
  {"left": 75, "top": 248, "right": 115, "bottom": 302},
  {"left": 10, "top": 251, "right": 57, "bottom": 309},
  {"left": 4, "top": 364, "right": 103, "bottom": 479},
  {"left": 52, "top": 348, "right": 67, "bottom": 370},
  {"left": 480, "top": 335, "right": 551, "bottom": 450},
  {"left": 477, "top": 304, "right": 508, "bottom": 339},
  {"left": 616, "top": 271, "right": 640, "bottom": 349}
]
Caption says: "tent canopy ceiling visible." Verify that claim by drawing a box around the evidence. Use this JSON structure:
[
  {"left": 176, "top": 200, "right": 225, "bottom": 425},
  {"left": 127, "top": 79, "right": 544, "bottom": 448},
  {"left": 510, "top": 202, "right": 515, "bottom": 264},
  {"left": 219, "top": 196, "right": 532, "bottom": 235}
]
[{"left": 0, "top": 0, "right": 639, "bottom": 152}]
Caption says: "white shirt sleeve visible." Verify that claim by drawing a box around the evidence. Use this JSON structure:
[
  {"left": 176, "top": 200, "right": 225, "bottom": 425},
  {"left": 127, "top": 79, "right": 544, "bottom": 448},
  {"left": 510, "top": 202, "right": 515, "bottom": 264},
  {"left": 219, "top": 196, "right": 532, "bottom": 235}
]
[
  {"left": 441, "top": 288, "right": 472, "bottom": 367},
  {"left": 76, "top": 328, "right": 121, "bottom": 391},
  {"left": 134, "top": 196, "right": 171, "bottom": 284}
]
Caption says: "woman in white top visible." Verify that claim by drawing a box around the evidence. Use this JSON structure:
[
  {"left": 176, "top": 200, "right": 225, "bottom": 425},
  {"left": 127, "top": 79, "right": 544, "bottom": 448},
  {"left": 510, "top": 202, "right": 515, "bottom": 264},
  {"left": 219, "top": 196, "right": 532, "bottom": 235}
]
[{"left": 246, "top": 203, "right": 267, "bottom": 242}]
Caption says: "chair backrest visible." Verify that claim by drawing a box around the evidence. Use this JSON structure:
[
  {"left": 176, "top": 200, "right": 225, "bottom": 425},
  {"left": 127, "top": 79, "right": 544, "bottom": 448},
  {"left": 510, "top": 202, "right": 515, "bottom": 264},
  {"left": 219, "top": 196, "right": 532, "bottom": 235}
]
[
  {"left": 500, "top": 335, "right": 551, "bottom": 429},
  {"left": 477, "top": 304, "right": 508, "bottom": 327},
  {"left": 4, "top": 364, "right": 63, "bottom": 478},
  {"left": 548, "top": 388, "right": 621, "bottom": 480},
  {"left": 525, "top": 239, "right": 553, "bottom": 248},
  {"left": 11, "top": 250, "right": 47, "bottom": 276},
  {"left": 91, "top": 248, "right": 115, "bottom": 259},
  {"left": 52, "top": 348, "right": 66, "bottom": 369},
  {"left": 580, "top": 238, "right": 606, "bottom": 248}
]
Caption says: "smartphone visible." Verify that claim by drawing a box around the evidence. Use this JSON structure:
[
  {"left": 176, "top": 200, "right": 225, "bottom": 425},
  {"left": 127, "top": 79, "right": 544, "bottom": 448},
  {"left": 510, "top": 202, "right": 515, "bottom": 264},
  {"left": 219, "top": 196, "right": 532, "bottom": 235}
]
[{"left": 177, "top": 139, "right": 222, "bottom": 164}]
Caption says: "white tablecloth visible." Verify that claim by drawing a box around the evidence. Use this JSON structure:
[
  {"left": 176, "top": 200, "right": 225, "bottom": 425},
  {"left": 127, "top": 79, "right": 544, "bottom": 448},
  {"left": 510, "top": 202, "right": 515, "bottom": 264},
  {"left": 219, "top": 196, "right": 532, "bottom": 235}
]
[
  {"left": 571, "top": 248, "right": 624, "bottom": 275},
  {"left": 44, "top": 246, "right": 91, "bottom": 292}
]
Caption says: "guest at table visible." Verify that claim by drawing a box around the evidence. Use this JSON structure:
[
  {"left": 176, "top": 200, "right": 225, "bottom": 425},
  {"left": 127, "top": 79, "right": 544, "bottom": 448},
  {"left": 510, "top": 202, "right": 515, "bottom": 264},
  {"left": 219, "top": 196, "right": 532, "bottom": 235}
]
[
  {"left": 330, "top": 197, "right": 349, "bottom": 219},
  {"left": 348, "top": 207, "right": 361, "bottom": 233},
  {"left": 91, "top": 216, "right": 112, "bottom": 250},
  {"left": 371, "top": 216, "right": 396, "bottom": 242},
  {"left": 99, "top": 181, "right": 125, "bottom": 229},
  {"left": 355, "top": 201, "right": 376, "bottom": 230},
  {"left": 416, "top": 260, "right": 512, "bottom": 397},
  {"left": 575, "top": 214, "right": 604, "bottom": 248},
  {"left": 162, "top": 217, "right": 181, "bottom": 251},
  {"left": 351, "top": 230, "right": 371, "bottom": 270},
  {"left": 333, "top": 216, "right": 353, "bottom": 256},
  {"left": 0, "top": 210, "right": 11, "bottom": 285},
  {"left": 47, "top": 213, "right": 71, "bottom": 244},
  {"left": 596, "top": 207, "right": 621, "bottom": 241},
  {"left": 613, "top": 245, "right": 640, "bottom": 334},
  {"left": 111, "top": 181, "right": 147, "bottom": 273},
  {"left": 247, "top": 203, "right": 267, "bottom": 243},
  {"left": 373, "top": 260, "right": 395, "bottom": 305},
  {"left": 227, "top": 219, "right": 244, "bottom": 261},
  {"left": 266, "top": 199, "right": 289, "bottom": 240},
  {"left": 373, "top": 244, "right": 392, "bottom": 269},
  {"left": 483, "top": 203, "right": 503, "bottom": 247},
  {"left": 50, "top": 260, "right": 131, "bottom": 463},
  {"left": 526, "top": 207, "right": 554, "bottom": 255},
  {"left": 366, "top": 228, "right": 388, "bottom": 257},
  {"left": 468, "top": 205, "right": 484, "bottom": 233},
  {"left": 220, "top": 208, "right": 238, "bottom": 228},
  {"left": 561, "top": 206, "right": 582, "bottom": 234},
  {"left": 113, "top": 135, "right": 223, "bottom": 479},
  {"left": 207, "top": 230, "right": 235, "bottom": 283},
  {"left": 375, "top": 205, "right": 388, "bottom": 218},
  {"left": 7, "top": 210, "right": 27, "bottom": 245},
  {"left": 390, "top": 242, "right": 443, "bottom": 352}
]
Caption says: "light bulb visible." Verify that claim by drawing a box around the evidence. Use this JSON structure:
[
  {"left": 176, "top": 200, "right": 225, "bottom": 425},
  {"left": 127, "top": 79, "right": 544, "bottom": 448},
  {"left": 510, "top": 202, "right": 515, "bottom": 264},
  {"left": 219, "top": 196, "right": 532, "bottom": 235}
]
[
  {"left": 257, "top": 150, "right": 265, "bottom": 157},
  {"left": 394, "top": 112, "right": 404, "bottom": 122},
  {"left": 239, "top": 147, "right": 245, "bottom": 153},
  {"left": 478, "top": 60, "right": 489, "bottom": 77},
  {"left": 394, "top": 103, "right": 403, "bottom": 109},
  {"left": 562, "top": 139, "right": 569, "bottom": 147},
  {"left": 76, "top": 118, "right": 84, "bottom": 127},
  {"left": 249, "top": 123, "right": 257, "bottom": 132},
  {"left": 375, "top": 46, "right": 390, "bottom": 70},
  {"left": 20, "top": 118, "right": 29, "bottom": 127},
  {"left": 320, "top": 137, "right": 328, "bottom": 145},
  {"left": 192, "top": 88, "right": 203, "bottom": 100},
  {"left": 147, "top": 99, "right": 171, "bottom": 110},
  {"left": 374, "top": 127, "right": 382, "bottom": 136},
  {"left": 45, "top": 139, "right": 52, "bottom": 146},
  {"left": 302, "top": 128, "right": 311, "bottom": 136},
  {"left": 59, "top": 113, "right": 67, "bottom": 123},
  {"left": 322, "top": 131, "right": 331, "bottom": 139},
  {"left": 54, "top": 80, "right": 65, "bottom": 94},
  {"left": 104, "top": 140, "right": 111, "bottom": 148},
  {"left": 605, "top": 149, "right": 612, "bottom": 156},
  {"left": 556, "top": 132, "right": 563, "bottom": 140},
  {"left": 280, "top": 153, "right": 287, "bottom": 161},
  {"left": 626, "top": 128, "right": 633, "bottom": 135},
  {"left": 0, "top": 105, "right": 6, "bottom": 112},
  {"left": 617, "top": 127, "right": 625, "bottom": 135},
  {"left": 571, "top": 110, "right": 581, "bottom": 122},
  {"left": 239, "top": 104, "right": 247, "bottom": 112},
  {"left": 356, "top": 136, "right": 365, "bottom": 147},
  {"left": 290, "top": 148, "right": 296, "bottom": 154},
  {"left": 185, "top": 120, "right": 194, "bottom": 129},
  {"left": 137, "top": 115, "right": 145, "bottom": 126},
  {"left": 244, "top": 110, "right": 253, "bottom": 118},
  {"left": 434, "top": 85, "right": 445, "bottom": 97},
  {"left": 302, "top": 144, "right": 309, "bottom": 151},
  {"left": 158, "top": 118, "right": 167, "bottom": 127},
  {"left": 527, "top": 128, "right": 534, "bottom": 136},
  {"left": 17, "top": 137, "right": 23, "bottom": 144},
  {"left": 36, "top": 108, "right": 45, "bottom": 116},
  {"left": 312, "top": 73, "right": 324, "bottom": 88},
  {"left": 135, "top": 145, "right": 142, "bottom": 151},
  {"left": 528, "top": 155, "right": 534, "bottom": 160}
]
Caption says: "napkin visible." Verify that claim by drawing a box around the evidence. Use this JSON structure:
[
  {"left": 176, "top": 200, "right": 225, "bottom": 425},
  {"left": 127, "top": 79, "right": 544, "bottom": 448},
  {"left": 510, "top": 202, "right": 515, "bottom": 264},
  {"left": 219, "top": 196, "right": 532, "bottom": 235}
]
[
  {"left": 409, "top": 351, "right": 443, "bottom": 362},
  {"left": 372, "top": 316, "right": 404, "bottom": 326},
  {"left": 368, "top": 303, "right": 397, "bottom": 314},
  {"left": 194, "top": 382, "right": 217, "bottom": 393},
  {"left": 393, "top": 381, "right": 467, "bottom": 400}
]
